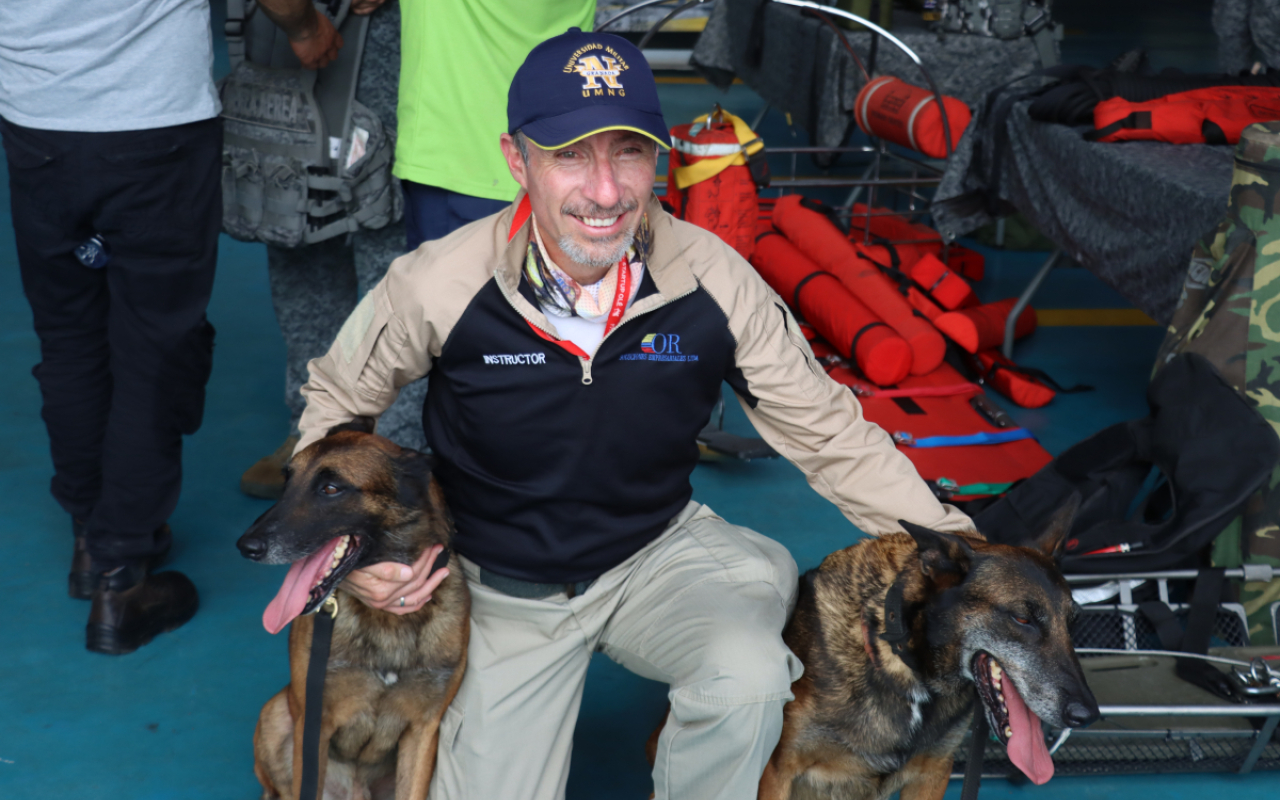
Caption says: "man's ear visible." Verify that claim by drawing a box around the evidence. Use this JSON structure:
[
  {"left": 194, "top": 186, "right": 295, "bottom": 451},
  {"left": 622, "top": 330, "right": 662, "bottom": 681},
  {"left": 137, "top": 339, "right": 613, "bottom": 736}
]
[
  {"left": 899, "top": 520, "right": 975, "bottom": 580},
  {"left": 326, "top": 416, "right": 376, "bottom": 436},
  {"left": 499, "top": 133, "right": 530, "bottom": 192},
  {"left": 1031, "top": 492, "right": 1081, "bottom": 561},
  {"left": 394, "top": 449, "right": 436, "bottom": 510}
]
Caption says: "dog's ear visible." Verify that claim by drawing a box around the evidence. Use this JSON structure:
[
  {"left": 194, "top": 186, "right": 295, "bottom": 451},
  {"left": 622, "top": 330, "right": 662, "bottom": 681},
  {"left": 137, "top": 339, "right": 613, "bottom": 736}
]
[
  {"left": 394, "top": 449, "right": 436, "bottom": 509},
  {"left": 1031, "top": 492, "right": 1081, "bottom": 561},
  {"left": 900, "top": 520, "right": 975, "bottom": 579},
  {"left": 327, "top": 416, "right": 377, "bottom": 436}
]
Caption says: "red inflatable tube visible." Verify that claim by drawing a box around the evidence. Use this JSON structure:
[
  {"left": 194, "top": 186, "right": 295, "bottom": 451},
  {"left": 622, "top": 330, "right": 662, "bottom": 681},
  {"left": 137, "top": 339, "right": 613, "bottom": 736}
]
[
  {"left": 845, "top": 242, "right": 946, "bottom": 320},
  {"left": 911, "top": 253, "right": 978, "bottom": 311},
  {"left": 835, "top": 243, "right": 945, "bottom": 322},
  {"left": 934, "top": 297, "right": 1036, "bottom": 354},
  {"left": 751, "top": 233, "right": 912, "bottom": 385},
  {"left": 855, "top": 77, "right": 972, "bottom": 160},
  {"left": 978, "top": 350, "right": 1055, "bottom": 409},
  {"left": 847, "top": 203, "right": 942, "bottom": 269},
  {"left": 945, "top": 244, "right": 985, "bottom": 282},
  {"left": 772, "top": 196, "right": 946, "bottom": 375}
]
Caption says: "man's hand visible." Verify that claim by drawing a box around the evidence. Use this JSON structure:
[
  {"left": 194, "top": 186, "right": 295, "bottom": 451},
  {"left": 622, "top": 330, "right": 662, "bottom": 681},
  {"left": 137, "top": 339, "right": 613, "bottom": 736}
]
[
  {"left": 287, "top": 7, "right": 342, "bottom": 69},
  {"left": 256, "top": 1, "right": 343, "bottom": 70},
  {"left": 343, "top": 543, "right": 451, "bottom": 615},
  {"left": 350, "top": 0, "right": 388, "bottom": 14}
]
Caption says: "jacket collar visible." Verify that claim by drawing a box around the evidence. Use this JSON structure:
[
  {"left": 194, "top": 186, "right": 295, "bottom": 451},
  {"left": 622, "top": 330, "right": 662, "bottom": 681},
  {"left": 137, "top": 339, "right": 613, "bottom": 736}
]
[{"left": 493, "top": 191, "right": 699, "bottom": 338}]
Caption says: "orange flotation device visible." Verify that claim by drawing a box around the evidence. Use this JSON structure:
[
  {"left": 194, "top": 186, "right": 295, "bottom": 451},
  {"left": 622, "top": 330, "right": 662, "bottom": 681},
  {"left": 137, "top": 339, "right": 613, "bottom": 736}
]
[
  {"left": 834, "top": 240, "right": 946, "bottom": 321},
  {"left": 847, "top": 203, "right": 942, "bottom": 269},
  {"left": 854, "top": 76, "right": 971, "bottom": 159},
  {"left": 752, "top": 232, "right": 912, "bottom": 386},
  {"left": 934, "top": 298, "right": 1036, "bottom": 354},
  {"left": 978, "top": 350, "right": 1054, "bottom": 409},
  {"left": 667, "top": 108, "right": 769, "bottom": 260},
  {"left": 945, "top": 243, "right": 985, "bottom": 282},
  {"left": 772, "top": 195, "right": 945, "bottom": 375},
  {"left": 1090, "top": 87, "right": 1280, "bottom": 145},
  {"left": 911, "top": 253, "right": 978, "bottom": 311}
]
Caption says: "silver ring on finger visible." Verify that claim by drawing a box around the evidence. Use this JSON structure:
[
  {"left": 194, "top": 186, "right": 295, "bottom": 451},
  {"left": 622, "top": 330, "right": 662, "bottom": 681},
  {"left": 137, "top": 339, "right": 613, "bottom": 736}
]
[{"left": 399, "top": 596, "right": 406, "bottom": 608}]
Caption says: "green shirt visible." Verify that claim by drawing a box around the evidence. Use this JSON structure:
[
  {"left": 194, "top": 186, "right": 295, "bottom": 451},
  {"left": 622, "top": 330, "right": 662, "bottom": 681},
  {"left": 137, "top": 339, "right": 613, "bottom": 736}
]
[{"left": 395, "top": 0, "right": 597, "bottom": 201}]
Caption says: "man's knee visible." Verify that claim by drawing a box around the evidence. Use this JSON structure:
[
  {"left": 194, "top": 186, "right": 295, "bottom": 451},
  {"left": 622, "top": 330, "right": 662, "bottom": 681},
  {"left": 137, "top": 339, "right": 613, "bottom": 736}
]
[{"left": 673, "top": 594, "right": 801, "bottom": 705}]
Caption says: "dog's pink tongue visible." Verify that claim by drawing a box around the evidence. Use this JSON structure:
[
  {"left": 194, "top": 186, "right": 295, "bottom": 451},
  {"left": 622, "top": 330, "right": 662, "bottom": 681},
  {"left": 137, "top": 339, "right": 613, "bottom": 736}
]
[
  {"left": 262, "top": 537, "right": 344, "bottom": 635},
  {"left": 1003, "top": 673, "right": 1054, "bottom": 785}
]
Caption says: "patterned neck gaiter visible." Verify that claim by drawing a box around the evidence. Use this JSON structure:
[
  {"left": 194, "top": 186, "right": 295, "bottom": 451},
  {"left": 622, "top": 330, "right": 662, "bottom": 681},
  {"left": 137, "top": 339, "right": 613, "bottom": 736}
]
[{"left": 524, "top": 214, "right": 652, "bottom": 321}]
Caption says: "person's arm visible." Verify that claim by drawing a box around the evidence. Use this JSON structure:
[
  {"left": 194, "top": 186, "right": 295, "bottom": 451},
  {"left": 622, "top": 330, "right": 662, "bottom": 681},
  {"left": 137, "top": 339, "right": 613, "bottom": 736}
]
[
  {"left": 349, "top": 0, "right": 388, "bottom": 14},
  {"left": 255, "top": 0, "right": 343, "bottom": 69},
  {"left": 296, "top": 257, "right": 434, "bottom": 452},
  {"left": 705, "top": 241, "right": 976, "bottom": 537},
  {"left": 297, "top": 237, "right": 487, "bottom": 613}
]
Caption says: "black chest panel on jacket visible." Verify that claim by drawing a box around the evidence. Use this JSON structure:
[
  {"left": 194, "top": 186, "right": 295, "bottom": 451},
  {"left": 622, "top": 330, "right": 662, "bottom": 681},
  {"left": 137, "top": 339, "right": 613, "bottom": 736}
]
[{"left": 424, "top": 276, "right": 736, "bottom": 583}]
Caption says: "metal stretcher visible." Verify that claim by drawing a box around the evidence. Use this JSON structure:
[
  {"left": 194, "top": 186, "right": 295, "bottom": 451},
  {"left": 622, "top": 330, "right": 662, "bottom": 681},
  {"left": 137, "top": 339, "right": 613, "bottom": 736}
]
[{"left": 954, "top": 567, "right": 1280, "bottom": 781}]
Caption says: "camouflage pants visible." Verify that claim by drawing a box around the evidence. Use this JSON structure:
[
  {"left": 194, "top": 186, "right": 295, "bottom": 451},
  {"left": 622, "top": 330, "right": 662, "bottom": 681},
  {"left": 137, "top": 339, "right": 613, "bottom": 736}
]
[{"left": 265, "top": 223, "right": 427, "bottom": 452}]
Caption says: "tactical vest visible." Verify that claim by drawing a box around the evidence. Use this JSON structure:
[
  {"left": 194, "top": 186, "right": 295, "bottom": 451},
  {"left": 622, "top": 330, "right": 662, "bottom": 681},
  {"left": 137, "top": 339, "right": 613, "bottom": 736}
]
[
  {"left": 219, "top": 0, "right": 401, "bottom": 248},
  {"left": 936, "top": 0, "right": 1061, "bottom": 67}
]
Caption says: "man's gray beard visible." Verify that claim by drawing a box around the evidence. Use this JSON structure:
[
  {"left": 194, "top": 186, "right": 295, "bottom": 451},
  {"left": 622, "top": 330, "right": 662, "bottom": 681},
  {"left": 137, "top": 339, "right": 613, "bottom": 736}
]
[{"left": 558, "top": 225, "right": 636, "bottom": 271}]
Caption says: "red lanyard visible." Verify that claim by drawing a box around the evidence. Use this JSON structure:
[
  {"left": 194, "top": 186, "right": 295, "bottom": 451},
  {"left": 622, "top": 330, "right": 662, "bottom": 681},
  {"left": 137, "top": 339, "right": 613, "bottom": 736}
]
[
  {"left": 510, "top": 194, "right": 634, "bottom": 353},
  {"left": 603, "top": 252, "right": 631, "bottom": 337}
]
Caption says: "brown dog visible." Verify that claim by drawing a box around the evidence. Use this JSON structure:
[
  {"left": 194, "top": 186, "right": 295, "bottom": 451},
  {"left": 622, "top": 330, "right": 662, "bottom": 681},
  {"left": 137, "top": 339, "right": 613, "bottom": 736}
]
[
  {"left": 237, "top": 424, "right": 470, "bottom": 800},
  {"left": 758, "top": 507, "right": 1098, "bottom": 800}
]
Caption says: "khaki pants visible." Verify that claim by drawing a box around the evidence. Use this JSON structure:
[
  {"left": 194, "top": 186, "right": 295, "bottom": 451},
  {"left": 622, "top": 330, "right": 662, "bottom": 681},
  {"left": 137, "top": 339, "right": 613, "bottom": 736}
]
[{"left": 429, "top": 502, "right": 802, "bottom": 800}]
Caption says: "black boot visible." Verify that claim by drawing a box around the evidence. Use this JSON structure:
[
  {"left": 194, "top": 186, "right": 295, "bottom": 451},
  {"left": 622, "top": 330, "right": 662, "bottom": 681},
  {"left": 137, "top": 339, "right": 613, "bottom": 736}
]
[
  {"left": 86, "top": 563, "right": 198, "bottom": 655},
  {"left": 70, "top": 522, "right": 172, "bottom": 600}
]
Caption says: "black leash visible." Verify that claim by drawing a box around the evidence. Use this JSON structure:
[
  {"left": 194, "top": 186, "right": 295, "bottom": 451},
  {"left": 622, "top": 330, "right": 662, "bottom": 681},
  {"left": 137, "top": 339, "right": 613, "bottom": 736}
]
[
  {"left": 961, "top": 704, "right": 989, "bottom": 800},
  {"left": 296, "top": 548, "right": 452, "bottom": 799},
  {"left": 298, "top": 595, "right": 339, "bottom": 800}
]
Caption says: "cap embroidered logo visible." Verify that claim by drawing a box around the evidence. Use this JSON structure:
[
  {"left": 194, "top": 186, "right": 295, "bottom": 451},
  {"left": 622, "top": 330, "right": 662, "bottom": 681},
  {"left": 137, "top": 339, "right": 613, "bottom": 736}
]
[{"left": 574, "top": 56, "right": 626, "bottom": 96}]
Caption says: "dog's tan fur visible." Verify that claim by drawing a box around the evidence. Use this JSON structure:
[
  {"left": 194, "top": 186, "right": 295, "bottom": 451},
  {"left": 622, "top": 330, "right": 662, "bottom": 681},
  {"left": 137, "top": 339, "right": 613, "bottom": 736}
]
[
  {"left": 242, "top": 431, "right": 470, "bottom": 800},
  {"left": 759, "top": 510, "right": 1095, "bottom": 800}
]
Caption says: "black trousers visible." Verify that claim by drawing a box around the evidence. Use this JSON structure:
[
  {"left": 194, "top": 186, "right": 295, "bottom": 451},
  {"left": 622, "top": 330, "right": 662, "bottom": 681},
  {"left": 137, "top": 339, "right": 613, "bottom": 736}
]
[{"left": 1, "top": 116, "right": 221, "bottom": 569}]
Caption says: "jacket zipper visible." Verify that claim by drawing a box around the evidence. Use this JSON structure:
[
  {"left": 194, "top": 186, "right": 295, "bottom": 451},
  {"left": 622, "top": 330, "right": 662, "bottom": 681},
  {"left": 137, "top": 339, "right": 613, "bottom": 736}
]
[{"left": 495, "top": 271, "right": 697, "bottom": 385}]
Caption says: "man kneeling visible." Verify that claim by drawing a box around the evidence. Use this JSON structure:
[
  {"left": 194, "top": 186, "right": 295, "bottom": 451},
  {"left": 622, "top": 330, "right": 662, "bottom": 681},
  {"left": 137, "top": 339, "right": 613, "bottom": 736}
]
[{"left": 295, "top": 27, "right": 974, "bottom": 800}]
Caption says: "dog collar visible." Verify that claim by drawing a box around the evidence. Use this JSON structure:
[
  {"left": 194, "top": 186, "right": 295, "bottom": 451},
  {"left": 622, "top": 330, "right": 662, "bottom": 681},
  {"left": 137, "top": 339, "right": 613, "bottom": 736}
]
[{"left": 879, "top": 571, "right": 922, "bottom": 673}]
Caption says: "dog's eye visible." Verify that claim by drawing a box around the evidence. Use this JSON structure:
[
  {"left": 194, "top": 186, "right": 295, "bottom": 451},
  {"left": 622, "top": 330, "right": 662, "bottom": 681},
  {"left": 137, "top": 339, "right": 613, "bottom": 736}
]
[
  {"left": 1011, "top": 613, "right": 1033, "bottom": 628},
  {"left": 320, "top": 483, "right": 342, "bottom": 496}
]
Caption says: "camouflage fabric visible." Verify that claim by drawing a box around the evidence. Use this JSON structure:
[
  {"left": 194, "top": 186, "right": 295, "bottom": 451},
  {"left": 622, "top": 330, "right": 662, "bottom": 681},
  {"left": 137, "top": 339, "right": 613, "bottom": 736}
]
[{"left": 1156, "top": 121, "right": 1280, "bottom": 643}]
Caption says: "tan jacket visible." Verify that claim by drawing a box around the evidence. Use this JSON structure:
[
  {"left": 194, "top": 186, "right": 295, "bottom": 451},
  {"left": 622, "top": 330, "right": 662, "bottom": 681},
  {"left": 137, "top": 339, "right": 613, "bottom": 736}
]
[{"left": 298, "top": 194, "right": 973, "bottom": 544}]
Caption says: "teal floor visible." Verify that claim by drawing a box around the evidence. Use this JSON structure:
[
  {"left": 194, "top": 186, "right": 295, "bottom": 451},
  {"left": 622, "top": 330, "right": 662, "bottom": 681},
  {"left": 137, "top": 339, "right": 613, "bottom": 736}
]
[{"left": 3, "top": 1, "right": 1275, "bottom": 798}]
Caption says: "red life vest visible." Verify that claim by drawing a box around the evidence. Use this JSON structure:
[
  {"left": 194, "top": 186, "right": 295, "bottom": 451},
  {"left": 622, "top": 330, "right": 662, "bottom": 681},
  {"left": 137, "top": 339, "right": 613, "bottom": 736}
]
[
  {"left": 666, "top": 108, "right": 769, "bottom": 260},
  {"left": 1090, "top": 87, "right": 1280, "bottom": 145}
]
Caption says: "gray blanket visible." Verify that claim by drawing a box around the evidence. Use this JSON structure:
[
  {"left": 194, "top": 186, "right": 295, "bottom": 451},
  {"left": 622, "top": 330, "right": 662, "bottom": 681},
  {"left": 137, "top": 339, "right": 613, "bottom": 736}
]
[
  {"left": 691, "top": 0, "right": 1050, "bottom": 149},
  {"left": 930, "top": 95, "right": 1233, "bottom": 325}
]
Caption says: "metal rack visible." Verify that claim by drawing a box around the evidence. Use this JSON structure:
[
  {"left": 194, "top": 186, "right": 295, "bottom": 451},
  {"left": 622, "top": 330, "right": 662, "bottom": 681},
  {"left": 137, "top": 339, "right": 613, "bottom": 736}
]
[{"left": 601, "top": 0, "right": 952, "bottom": 250}]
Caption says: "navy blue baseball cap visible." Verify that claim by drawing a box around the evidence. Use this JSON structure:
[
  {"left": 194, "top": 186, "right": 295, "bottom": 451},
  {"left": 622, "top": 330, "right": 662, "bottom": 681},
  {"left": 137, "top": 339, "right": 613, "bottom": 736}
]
[{"left": 508, "top": 28, "right": 670, "bottom": 151}]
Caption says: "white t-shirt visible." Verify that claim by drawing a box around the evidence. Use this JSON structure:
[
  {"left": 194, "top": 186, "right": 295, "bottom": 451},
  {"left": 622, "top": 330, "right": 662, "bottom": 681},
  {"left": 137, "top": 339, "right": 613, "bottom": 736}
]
[
  {"left": 543, "top": 261, "right": 646, "bottom": 357},
  {"left": 0, "top": 0, "right": 219, "bottom": 132}
]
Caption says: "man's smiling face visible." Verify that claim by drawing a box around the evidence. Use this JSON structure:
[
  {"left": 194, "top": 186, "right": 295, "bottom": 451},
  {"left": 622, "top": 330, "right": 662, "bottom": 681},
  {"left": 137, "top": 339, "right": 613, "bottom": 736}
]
[{"left": 501, "top": 128, "right": 658, "bottom": 282}]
